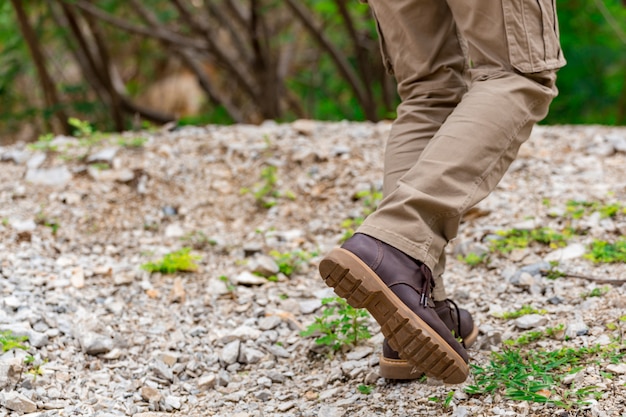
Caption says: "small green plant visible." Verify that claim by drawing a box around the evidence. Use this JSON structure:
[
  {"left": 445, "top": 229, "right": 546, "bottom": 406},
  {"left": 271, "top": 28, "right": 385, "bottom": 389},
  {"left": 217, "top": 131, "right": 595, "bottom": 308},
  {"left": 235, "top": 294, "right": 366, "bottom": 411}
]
[
  {"left": 69, "top": 117, "right": 108, "bottom": 151},
  {"left": 598, "top": 202, "right": 623, "bottom": 218},
  {"left": 496, "top": 305, "right": 547, "bottom": 320},
  {"left": 141, "top": 247, "right": 201, "bottom": 274},
  {"left": 89, "top": 162, "right": 111, "bottom": 171},
  {"left": 503, "top": 330, "right": 545, "bottom": 347},
  {"left": 0, "top": 331, "right": 28, "bottom": 352},
  {"left": 241, "top": 165, "right": 291, "bottom": 208},
  {"left": 466, "top": 344, "right": 621, "bottom": 409},
  {"left": 503, "top": 324, "right": 565, "bottom": 347},
  {"left": 35, "top": 208, "right": 60, "bottom": 235},
  {"left": 353, "top": 187, "right": 383, "bottom": 216},
  {"left": 117, "top": 136, "right": 147, "bottom": 148},
  {"left": 218, "top": 275, "right": 237, "bottom": 295},
  {"left": 29, "top": 118, "right": 110, "bottom": 157},
  {"left": 584, "top": 238, "right": 626, "bottom": 263},
  {"left": 339, "top": 217, "right": 364, "bottom": 242},
  {"left": 457, "top": 252, "right": 487, "bottom": 268},
  {"left": 566, "top": 200, "right": 626, "bottom": 220},
  {"left": 428, "top": 390, "right": 454, "bottom": 407},
  {"left": 339, "top": 188, "right": 382, "bottom": 242},
  {"left": 530, "top": 227, "right": 571, "bottom": 246},
  {"left": 24, "top": 355, "right": 47, "bottom": 380},
  {"left": 357, "top": 384, "right": 373, "bottom": 395},
  {"left": 68, "top": 117, "right": 95, "bottom": 137},
  {"left": 300, "top": 297, "right": 372, "bottom": 351},
  {"left": 269, "top": 249, "right": 315, "bottom": 277},
  {"left": 565, "top": 200, "right": 594, "bottom": 219},
  {"left": 181, "top": 231, "right": 217, "bottom": 250},
  {"left": 581, "top": 286, "right": 609, "bottom": 299},
  {"left": 545, "top": 323, "right": 566, "bottom": 338},
  {"left": 543, "top": 261, "right": 567, "bottom": 280},
  {"left": 28, "top": 132, "right": 57, "bottom": 152},
  {"left": 489, "top": 227, "right": 570, "bottom": 254}
]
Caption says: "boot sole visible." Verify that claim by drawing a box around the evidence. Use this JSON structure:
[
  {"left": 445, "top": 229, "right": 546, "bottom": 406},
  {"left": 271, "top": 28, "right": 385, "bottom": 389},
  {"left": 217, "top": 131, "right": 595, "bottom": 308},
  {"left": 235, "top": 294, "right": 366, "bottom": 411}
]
[
  {"left": 319, "top": 248, "right": 469, "bottom": 384},
  {"left": 378, "top": 355, "right": 424, "bottom": 380},
  {"left": 379, "top": 325, "right": 479, "bottom": 380}
]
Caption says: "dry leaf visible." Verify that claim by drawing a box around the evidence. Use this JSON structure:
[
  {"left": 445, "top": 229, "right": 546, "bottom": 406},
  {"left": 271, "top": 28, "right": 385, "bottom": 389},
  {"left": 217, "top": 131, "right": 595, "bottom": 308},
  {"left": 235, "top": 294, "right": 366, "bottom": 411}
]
[{"left": 536, "top": 389, "right": 551, "bottom": 398}]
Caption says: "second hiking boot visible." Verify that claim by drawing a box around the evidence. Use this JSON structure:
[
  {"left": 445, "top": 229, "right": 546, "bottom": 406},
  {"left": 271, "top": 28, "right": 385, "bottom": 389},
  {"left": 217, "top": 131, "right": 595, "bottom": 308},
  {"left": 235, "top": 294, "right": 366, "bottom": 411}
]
[
  {"left": 318, "top": 233, "right": 470, "bottom": 384},
  {"left": 379, "top": 299, "right": 478, "bottom": 380}
]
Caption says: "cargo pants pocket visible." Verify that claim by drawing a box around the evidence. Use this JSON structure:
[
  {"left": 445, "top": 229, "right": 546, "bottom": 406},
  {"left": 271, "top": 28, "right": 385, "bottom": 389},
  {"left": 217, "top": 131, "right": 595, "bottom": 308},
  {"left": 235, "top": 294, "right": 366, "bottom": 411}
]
[
  {"left": 369, "top": 8, "right": 395, "bottom": 75},
  {"left": 502, "top": 0, "right": 566, "bottom": 73}
]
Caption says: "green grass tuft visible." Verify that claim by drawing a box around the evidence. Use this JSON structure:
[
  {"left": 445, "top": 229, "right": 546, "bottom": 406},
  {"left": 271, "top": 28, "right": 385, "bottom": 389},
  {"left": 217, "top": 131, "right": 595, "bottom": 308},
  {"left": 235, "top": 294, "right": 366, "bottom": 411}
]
[{"left": 141, "top": 247, "right": 201, "bottom": 274}]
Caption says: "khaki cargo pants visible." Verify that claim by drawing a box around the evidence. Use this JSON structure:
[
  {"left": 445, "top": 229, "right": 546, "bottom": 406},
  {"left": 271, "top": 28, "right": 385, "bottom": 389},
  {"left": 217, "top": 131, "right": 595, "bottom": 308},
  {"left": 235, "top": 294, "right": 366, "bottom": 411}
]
[{"left": 358, "top": 0, "right": 566, "bottom": 299}]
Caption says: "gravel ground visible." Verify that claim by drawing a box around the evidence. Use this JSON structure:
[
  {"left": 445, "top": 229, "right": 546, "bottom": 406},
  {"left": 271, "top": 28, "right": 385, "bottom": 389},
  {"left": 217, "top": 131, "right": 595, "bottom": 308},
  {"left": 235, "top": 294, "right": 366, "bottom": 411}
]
[{"left": 0, "top": 121, "right": 625, "bottom": 417}]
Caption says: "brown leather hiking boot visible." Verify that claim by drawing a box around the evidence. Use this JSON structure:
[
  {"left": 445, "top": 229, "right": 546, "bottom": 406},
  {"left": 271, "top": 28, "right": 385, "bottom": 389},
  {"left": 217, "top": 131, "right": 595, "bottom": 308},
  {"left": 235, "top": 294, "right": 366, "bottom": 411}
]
[
  {"left": 379, "top": 300, "right": 478, "bottom": 380},
  {"left": 319, "top": 233, "right": 470, "bottom": 384}
]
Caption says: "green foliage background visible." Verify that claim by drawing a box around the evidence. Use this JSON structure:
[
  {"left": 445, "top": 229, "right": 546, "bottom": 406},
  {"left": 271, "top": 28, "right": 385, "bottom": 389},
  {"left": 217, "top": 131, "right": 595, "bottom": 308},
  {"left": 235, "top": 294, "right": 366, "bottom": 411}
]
[
  {"left": 0, "top": 0, "right": 624, "bottom": 142},
  {"left": 546, "top": 0, "right": 626, "bottom": 125}
]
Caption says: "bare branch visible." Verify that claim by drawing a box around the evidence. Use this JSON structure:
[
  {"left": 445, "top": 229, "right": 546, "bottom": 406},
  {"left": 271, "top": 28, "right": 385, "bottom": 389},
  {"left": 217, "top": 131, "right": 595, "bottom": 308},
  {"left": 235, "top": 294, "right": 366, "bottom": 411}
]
[
  {"left": 250, "top": 0, "right": 279, "bottom": 118},
  {"left": 284, "top": 0, "right": 371, "bottom": 119},
  {"left": 204, "top": 0, "right": 252, "bottom": 64},
  {"left": 50, "top": 0, "right": 176, "bottom": 126},
  {"left": 178, "top": 50, "right": 245, "bottom": 123},
  {"left": 118, "top": 97, "right": 177, "bottom": 125},
  {"left": 11, "top": 0, "right": 69, "bottom": 134},
  {"left": 335, "top": 0, "right": 376, "bottom": 119},
  {"left": 169, "top": 0, "right": 258, "bottom": 101},
  {"left": 541, "top": 268, "right": 626, "bottom": 285},
  {"left": 68, "top": 0, "right": 210, "bottom": 51},
  {"left": 62, "top": 4, "right": 125, "bottom": 130},
  {"left": 222, "top": 0, "right": 249, "bottom": 29}
]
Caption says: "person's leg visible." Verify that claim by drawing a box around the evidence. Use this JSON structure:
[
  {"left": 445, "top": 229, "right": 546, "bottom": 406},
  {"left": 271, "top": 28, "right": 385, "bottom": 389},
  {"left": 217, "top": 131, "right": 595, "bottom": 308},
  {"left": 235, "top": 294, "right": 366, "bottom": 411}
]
[
  {"left": 320, "top": 0, "right": 565, "bottom": 384},
  {"left": 321, "top": 0, "right": 474, "bottom": 384},
  {"left": 375, "top": 0, "right": 564, "bottom": 380},
  {"left": 372, "top": 0, "right": 468, "bottom": 301},
  {"left": 358, "top": 0, "right": 564, "bottom": 275}
]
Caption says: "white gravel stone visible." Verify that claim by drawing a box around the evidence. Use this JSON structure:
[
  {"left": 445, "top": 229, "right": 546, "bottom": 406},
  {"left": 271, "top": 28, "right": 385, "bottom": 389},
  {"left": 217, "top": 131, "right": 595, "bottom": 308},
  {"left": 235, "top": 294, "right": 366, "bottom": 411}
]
[
  {"left": 78, "top": 331, "right": 114, "bottom": 355},
  {"left": 252, "top": 255, "right": 280, "bottom": 276},
  {"left": 566, "top": 321, "right": 590, "bottom": 338},
  {"left": 318, "top": 405, "right": 343, "bottom": 417},
  {"left": 196, "top": 374, "right": 216, "bottom": 390},
  {"left": 258, "top": 315, "right": 282, "bottom": 331},
  {"left": 234, "top": 271, "right": 267, "bottom": 286},
  {"left": 239, "top": 346, "right": 266, "bottom": 364},
  {"left": 544, "top": 243, "right": 587, "bottom": 261},
  {"left": 221, "top": 340, "right": 240, "bottom": 365},
  {"left": 164, "top": 223, "right": 185, "bottom": 237},
  {"left": 87, "top": 147, "right": 118, "bottom": 163},
  {"left": 0, "top": 357, "right": 23, "bottom": 389},
  {"left": 25, "top": 166, "right": 72, "bottom": 187},
  {"left": 514, "top": 314, "right": 548, "bottom": 330},
  {"left": 299, "top": 299, "right": 322, "bottom": 314},
  {"left": 1, "top": 391, "right": 37, "bottom": 413},
  {"left": 606, "top": 363, "right": 626, "bottom": 374},
  {"left": 9, "top": 218, "right": 37, "bottom": 232}
]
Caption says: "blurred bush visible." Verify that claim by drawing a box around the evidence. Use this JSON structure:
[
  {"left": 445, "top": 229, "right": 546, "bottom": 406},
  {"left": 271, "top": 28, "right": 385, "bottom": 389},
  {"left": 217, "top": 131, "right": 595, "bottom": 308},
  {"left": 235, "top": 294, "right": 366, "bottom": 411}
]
[{"left": 0, "top": 0, "right": 624, "bottom": 143}]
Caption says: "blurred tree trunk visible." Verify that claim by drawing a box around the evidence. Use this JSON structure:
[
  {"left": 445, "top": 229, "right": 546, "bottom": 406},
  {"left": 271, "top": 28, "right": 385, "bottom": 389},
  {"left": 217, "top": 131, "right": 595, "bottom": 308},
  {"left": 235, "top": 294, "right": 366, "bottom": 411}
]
[
  {"left": 10, "top": 0, "right": 69, "bottom": 134},
  {"left": 8, "top": 0, "right": 397, "bottom": 134}
]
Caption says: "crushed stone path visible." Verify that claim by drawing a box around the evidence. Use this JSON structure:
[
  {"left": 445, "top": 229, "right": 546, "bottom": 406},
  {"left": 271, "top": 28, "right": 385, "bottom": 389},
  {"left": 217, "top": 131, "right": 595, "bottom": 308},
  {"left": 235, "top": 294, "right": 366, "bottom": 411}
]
[{"left": 0, "top": 121, "right": 625, "bottom": 416}]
